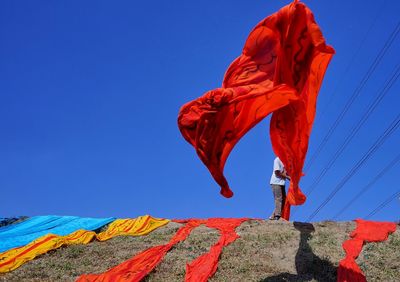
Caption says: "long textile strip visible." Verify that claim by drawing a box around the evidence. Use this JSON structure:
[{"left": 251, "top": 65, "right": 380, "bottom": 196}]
[
  {"left": 0, "top": 216, "right": 60, "bottom": 234},
  {"left": 0, "top": 215, "right": 116, "bottom": 252},
  {"left": 0, "top": 215, "right": 169, "bottom": 273},
  {"left": 96, "top": 216, "right": 169, "bottom": 241},
  {"left": 337, "top": 219, "right": 397, "bottom": 282},
  {"left": 0, "top": 230, "right": 96, "bottom": 273},
  {"left": 177, "top": 0, "right": 335, "bottom": 220},
  {"left": 184, "top": 218, "right": 249, "bottom": 282},
  {"left": 77, "top": 219, "right": 204, "bottom": 282}
]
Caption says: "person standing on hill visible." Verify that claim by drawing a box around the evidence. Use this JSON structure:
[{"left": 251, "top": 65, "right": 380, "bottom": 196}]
[{"left": 269, "top": 156, "right": 290, "bottom": 220}]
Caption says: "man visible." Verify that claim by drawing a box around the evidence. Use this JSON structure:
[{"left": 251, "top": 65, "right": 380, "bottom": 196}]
[{"left": 269, "top": 156, "right": 290, "bottom": 220}]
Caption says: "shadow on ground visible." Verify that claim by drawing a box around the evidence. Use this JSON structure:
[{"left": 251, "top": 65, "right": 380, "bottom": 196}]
[{"left": 260, "top": 222, "right": 337, "bottom": 282}]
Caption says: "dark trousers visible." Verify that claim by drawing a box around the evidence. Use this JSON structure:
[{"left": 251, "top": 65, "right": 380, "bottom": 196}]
[{"left": 271, "top": 184, "right": 286, "bottom": 216}]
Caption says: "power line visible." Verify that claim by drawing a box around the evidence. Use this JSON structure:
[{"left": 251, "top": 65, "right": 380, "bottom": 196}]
[
  {"left": 304, "top": 19, "right": 400, "bottom": 172},
  {"left": 292, "top": 63, "right": 400, "bottom": 219},
  {"left": 307, "top": 112, "right": 400, "bottom": 221},
  {"left": 316, "top": 0, "right": 387, "bottom": 123},
  {"left": 332, "top": 153, "right": 400, "bottom": 220},
  {"left": 366, "top": 189, "right": 400, "bottom": 219},
  {"left": 305, "top": 63, "right": 400, "bottom": 197}
]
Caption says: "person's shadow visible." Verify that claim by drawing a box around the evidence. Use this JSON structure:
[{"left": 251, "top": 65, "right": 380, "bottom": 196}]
[{"left": 259, "top": 222, "right": 337, "bottom": 282}]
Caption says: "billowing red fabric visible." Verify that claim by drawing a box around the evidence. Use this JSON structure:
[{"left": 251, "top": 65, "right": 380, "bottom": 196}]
[
  {"left": 177, "top": 0, "right": 334, "bottom": 219},
  {"left": 77, "top": 219, "right": 203, "bottom": 282},
  {"left": 337, "top": 219, "right": 397, "bottom": 282},
  {"left": 185, "top": 218, "right": 248, "bottom": 282}
]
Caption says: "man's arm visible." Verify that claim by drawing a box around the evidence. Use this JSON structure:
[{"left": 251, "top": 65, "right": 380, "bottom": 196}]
[
  {"left": 275, "top": 170, "right": 291, "bottom": 180},
  {"left": 282, "top": 170, "right": 291, "bottom": 181}
]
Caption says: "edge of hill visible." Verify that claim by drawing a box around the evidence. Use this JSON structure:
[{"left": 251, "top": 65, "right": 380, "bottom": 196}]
[{"left": 0, "top": 219, "right": 399, "bottom": 281}]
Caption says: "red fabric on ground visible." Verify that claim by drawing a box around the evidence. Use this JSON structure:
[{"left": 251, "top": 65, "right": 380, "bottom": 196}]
[
  {"left": 337, "top": 219, "right": 397, "bottom": 282},
  {"left": 177, "top": 0, "right": 334, "bottom": 220},
  {"left": 349, "top": 219, "right": 397, "bottom": 242},
  {"left": 185, "top": 218, "right": 248, "bottom": 282},
  {"left": 77, "top": 219, "right": 204, "bottom": 282},
  {"left": 77, "top": 218, "right": 249, "bottom": 281}
]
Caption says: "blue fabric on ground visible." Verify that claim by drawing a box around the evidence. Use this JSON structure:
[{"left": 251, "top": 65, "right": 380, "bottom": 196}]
[
  {"left": 0, "top": 216, "right": 59, "bottom": 234},
  {"left": 0, "top": 215, "right": 115, "bottom": 252}
]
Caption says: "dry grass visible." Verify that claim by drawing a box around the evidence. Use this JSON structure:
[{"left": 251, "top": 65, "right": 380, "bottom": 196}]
[
  {"left": 144, "top": 225, "right": 221, "bottom": 281},
  {"left": 358, "top": 230, "right": 400, "bottom": 282},
  {"left": 210, "top": 220, "right": 350, "bottom": 282},
  {"left": 0, "top": 220, "right": 398, "bottom": 282}
]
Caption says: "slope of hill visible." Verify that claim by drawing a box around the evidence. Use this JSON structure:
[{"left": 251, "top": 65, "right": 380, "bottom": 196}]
[{"left": 0, "top": 220, "right": 399, "bottom": 281}]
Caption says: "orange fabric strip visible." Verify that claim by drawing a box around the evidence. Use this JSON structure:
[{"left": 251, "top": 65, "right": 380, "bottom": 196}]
[
  {"left": 185, "top": 218, "right": 249, "bottom": 282},
  {"left": 77, "top": 219, "right": 204, "bottom": 282},
  {"left": 337, "top": 219, "right": 397, "bottom": 282}
]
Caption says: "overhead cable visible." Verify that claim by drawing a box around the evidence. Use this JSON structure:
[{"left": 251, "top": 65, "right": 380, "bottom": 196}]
[
  {"left": 304, "top": 18, "right": 400, "bottom": 172},
  {"left": 307, "top": 112, "right": 400, "bottom": 221},
  {"left": 305, "top": 63, "right": 400, "bottom": 197},
  {"left": 332, "top": 153, "right": 400, "bottom": 220},
  {"left": 366, "top": 189, "right": 400, "bottom": 219},
  {"left": 316, "top": 0, "right": 387, "bottom": 123}
]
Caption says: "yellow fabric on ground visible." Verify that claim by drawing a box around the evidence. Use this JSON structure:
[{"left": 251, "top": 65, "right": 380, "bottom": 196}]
[
  {"left": 0, "top": 230, "right": 96, "bottom": 273},
  {"left": 0, "top": 215, "right": 169, "bottom": 273},
  {"left": 96, "top": 215, "right": 170, "bottom": 241}
]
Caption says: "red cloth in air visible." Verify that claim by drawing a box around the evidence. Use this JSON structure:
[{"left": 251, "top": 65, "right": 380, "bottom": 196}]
[
  {"left": 76, "top": 219, "right": 204, "bottom": 282},
  {"left": 185, "top": 218, "right": 248, "bottom": 282},
  {"left": 177, "top": 0, "right": 334, "bottom": 220},
  {"left": 337, "top": 219, "right": 397, "bottom": 282}
]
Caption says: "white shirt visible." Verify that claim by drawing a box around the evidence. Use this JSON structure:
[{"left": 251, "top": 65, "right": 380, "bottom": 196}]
[{"left": 270, "top": 157, "right": 286, "bottom": 185}]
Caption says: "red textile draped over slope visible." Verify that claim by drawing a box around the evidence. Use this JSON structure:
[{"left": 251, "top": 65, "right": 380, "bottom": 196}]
[
  {"left": 337, "top": 219, "right": 397, "bottom": 282},
  {"left": 177, "top": 0, "right": 334, "bottom": 219},
  {"left": 77, "top": 219, "right": 203, "bottom": 282},
  {"left": 77, "top": 218, "right": 250, "bottom": 282},
  {"left": 185, "top": 218, "right": 248, "bottom": 282}
]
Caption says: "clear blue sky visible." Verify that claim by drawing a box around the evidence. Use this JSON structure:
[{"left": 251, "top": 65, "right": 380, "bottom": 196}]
[{"left": 1, "top": 0, "right": 399, "bottom": 222}]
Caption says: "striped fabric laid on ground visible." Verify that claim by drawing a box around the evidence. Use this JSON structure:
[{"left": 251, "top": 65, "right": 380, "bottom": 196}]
[
  {"left": 0, "top": 215, "right": 115, "bottom": 253},
  {"left": 96, "top": 216, "right": 169, "bottom": 241},
  {"left": 0, "top": 215, "right": 169, "bottom": 273}
]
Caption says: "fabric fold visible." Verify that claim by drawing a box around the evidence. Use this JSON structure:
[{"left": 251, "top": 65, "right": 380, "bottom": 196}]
[{"left": 177, "top": 0, "right": 334, "bottom": 220}]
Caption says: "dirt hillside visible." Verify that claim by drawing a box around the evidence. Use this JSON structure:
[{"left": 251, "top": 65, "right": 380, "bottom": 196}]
[{"left": 1, "top": 220, "right": 399, "bottom": 281}]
